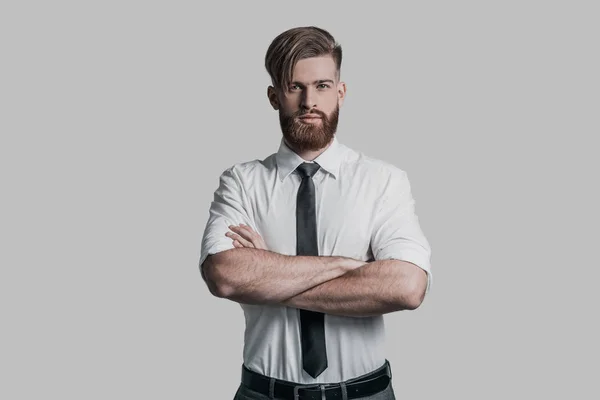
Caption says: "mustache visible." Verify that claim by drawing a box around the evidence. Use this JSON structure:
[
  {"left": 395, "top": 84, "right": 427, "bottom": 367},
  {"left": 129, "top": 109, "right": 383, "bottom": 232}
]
[{"left": 295, "top": 109, "right": 327, "bottom": 118}]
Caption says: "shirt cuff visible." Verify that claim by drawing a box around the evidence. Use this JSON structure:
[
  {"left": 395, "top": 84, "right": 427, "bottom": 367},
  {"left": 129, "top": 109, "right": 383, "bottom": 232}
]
[{"left": 199, "top": 240, "right": 235, "bottom": 271}]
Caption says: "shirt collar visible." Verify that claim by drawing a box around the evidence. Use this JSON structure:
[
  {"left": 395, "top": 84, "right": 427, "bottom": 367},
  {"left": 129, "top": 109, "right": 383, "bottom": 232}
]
[{"left": 275, "top": 135, "right": 344, "bottom": 181}]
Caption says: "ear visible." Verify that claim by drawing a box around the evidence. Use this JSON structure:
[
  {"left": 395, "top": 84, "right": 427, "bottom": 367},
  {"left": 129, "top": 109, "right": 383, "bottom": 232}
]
[
  {"left": 337, "top": 81, "right": 347, "bottom": 107},
  {"left": 267, "top": 86, "right": 279, "bottom": 110}
]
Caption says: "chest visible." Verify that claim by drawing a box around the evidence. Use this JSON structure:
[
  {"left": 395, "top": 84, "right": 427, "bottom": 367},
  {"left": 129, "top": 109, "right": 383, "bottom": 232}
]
[{"left": 245, "top": 172, "right": 380, "bottom": 260}]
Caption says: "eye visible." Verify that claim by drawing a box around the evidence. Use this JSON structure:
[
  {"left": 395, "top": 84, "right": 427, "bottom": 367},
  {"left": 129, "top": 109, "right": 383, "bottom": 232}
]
[
  {"left": 290, "top": 84, "right": 301, "bottom": 91},
  {"left": 317, "top": 84, "right": 330, "bottom": 89}
]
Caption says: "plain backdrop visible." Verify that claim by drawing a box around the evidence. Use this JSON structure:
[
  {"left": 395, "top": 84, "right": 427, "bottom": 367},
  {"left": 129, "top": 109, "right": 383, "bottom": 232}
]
[{"left": 1, "top": 1, "right": 598, "bottom": 399}]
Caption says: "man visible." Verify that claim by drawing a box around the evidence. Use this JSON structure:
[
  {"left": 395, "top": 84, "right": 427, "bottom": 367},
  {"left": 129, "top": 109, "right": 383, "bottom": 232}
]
[{"left": 199, "top": 26, "right": 432, "bottom": 400}]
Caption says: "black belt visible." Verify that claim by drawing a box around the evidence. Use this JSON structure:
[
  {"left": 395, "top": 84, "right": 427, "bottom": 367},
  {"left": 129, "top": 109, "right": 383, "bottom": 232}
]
[{"left": 240, "top": 360, "right": 392, "bottom": 400}]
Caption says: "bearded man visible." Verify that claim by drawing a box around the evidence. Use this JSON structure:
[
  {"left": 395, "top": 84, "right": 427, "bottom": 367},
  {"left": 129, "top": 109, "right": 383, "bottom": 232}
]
[{"left": 199, "top": 26, "right": 432, "bottom": 400}]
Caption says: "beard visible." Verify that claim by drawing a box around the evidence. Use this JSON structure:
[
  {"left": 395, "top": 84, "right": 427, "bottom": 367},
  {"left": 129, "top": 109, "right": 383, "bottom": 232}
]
[{"left": 278, "top": 105, "right": 339, "bottom": 153}]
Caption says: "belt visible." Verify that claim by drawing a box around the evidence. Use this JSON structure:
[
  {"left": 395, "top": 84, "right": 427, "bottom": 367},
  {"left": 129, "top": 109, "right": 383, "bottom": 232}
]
[{"left": 240, "top": 360, "right": 392, "bottom": 400}]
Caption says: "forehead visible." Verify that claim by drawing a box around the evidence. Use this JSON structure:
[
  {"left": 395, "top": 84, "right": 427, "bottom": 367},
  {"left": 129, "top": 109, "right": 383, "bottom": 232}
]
[{"left": 291, "top": 56, "right": 337, "bottom": 83}]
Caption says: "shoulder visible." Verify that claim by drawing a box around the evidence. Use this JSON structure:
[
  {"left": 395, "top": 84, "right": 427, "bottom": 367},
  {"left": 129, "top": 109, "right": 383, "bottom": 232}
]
[
  {"left": 219, "top": 152, "right": 277, "bottom": 182},
  {"left": 341, "top": 144, "right": 408, "bottom": 184}
]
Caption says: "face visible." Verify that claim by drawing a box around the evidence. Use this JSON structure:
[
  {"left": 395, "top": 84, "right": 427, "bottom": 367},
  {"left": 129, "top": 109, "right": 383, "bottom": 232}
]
[{"left": 268, "top": 56, "right": 346, "bottom": 152}]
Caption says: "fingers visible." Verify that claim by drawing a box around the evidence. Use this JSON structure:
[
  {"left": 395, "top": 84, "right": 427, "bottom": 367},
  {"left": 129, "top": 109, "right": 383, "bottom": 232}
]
[
  {"left": 227, "top": 224, "right": 267, "bottom": 250},
  {"left": 228, "top": 224, "right": 257, "bottom": 241},
  {"left": 239, "top": 224, "right": 267, "bottom": 249},
  {"left": 232, "top": 224, "right": 256, "bottom": 239},
  {"left": 226, "top": 231, "right": 254, "bottom": 248}
]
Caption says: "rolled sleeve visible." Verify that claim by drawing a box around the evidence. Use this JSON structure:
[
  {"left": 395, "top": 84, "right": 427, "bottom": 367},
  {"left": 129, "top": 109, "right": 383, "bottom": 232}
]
[
  {"left": 370, "top": 168, "right": 433, "bottom": 293},
  {"left": 199, "top": 166, "right": 254, "bottom": 272}
]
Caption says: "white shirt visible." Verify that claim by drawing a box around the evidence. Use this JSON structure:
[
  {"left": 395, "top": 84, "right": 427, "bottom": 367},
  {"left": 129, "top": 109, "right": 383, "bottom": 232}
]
[{"left": 199, "top": 134, "right": 432, "bottom": 384}]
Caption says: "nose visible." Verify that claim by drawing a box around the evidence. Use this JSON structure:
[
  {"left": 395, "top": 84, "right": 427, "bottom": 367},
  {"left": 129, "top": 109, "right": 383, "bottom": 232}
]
[{"left": 301, "top": 87, "right": 317, "bottom": 110}]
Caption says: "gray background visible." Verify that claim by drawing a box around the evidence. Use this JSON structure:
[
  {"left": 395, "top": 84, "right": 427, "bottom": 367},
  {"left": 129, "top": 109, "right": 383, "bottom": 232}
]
[{"left": 1, "top": 1, "right": 598, "bottom": 399}]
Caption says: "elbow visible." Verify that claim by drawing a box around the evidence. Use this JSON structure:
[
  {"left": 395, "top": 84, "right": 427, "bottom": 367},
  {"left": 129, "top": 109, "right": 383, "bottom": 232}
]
[
  {"left": 207, "top": 275, "right": 236, "bottom": 299},
  {"left": 398, "top": 270, "right": 428, "bottom": 310},
  {"left": 213, "top": 284, "right": 236, "bottom": 299},
  {"left": 201, "top": 254, "right": 236, "bottom": 299},
  {"left": 403, "top": 289, "right": 425, "bottom": 310}
]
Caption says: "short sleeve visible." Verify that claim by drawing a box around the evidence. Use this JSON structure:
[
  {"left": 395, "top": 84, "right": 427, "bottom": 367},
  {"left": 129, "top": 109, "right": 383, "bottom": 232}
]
[
  {"left": 370, "top": 168, "right": 433, "bottom": 293},
  {"left": 198, "top": 166, "right": 254, "bottom": 278}
]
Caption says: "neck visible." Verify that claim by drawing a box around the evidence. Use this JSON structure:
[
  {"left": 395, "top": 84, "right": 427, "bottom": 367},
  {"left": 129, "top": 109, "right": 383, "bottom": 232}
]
[{"left": 284, "top": 138, "right": 334, "bottom": 162}]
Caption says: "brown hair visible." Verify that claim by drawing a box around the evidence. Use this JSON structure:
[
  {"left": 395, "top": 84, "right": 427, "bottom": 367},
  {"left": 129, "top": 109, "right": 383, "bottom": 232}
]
[{"left": 265, "top": 26, "right": 342, "bottom": 90}]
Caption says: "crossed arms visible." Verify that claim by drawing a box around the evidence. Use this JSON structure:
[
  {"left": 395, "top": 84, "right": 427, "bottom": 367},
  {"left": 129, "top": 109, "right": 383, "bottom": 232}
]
[
  {"left": 200, "top": 166, "right": 431, "bottom": 318},
  {"left": 201, "top": 224, "right": 428, "bottom": 317}
]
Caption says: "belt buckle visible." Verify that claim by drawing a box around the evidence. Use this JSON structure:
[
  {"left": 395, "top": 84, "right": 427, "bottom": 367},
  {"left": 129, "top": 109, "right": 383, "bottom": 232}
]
[{"left": 293, "top": 383, "right": 324, "bottom": 400}]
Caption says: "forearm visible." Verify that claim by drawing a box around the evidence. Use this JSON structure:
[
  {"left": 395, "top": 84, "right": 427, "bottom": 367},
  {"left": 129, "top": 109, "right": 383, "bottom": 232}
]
[
  {"left": 203, "top": 248, "right": 363, "bottom": 304},
  {"left": 281, "top": 260, "right": 427, "bottom": 317}
]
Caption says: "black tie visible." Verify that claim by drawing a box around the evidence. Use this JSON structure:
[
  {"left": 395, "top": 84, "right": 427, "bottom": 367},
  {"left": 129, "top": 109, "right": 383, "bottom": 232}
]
[{"left": 295, "top": 162, "right": 328, "bottom": 378}]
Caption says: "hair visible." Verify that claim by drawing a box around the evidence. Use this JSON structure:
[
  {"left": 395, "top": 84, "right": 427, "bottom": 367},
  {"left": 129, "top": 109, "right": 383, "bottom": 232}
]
[{"left": 265, "top": 26, "right": 342, "bottom": 90}]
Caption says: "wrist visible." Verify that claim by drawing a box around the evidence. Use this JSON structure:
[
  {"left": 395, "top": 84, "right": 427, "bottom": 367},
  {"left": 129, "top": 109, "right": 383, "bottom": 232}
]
[{"left": 336, "top": 256, "right": 365, "bottom": 272}]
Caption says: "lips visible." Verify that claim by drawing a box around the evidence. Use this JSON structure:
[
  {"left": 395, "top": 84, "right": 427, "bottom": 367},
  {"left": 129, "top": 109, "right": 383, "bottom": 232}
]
[{"left": 298, "top": 114, "right": 321, "bottom": 119}]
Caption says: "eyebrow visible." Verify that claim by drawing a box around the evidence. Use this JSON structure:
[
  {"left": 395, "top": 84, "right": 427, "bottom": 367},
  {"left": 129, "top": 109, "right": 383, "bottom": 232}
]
[{"left": 291, "top": 79, "right": 335, "bottom": 86}]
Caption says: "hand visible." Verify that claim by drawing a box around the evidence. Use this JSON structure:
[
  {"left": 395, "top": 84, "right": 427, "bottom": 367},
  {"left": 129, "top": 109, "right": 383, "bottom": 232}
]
[{"left": 226, "top": 223, "right": 268, "bottom": 250}]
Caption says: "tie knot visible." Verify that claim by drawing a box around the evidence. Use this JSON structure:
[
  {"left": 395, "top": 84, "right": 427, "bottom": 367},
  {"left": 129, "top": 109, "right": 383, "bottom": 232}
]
[{"left": 296, "top": 162, "right": 321, "bottom": 178}]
